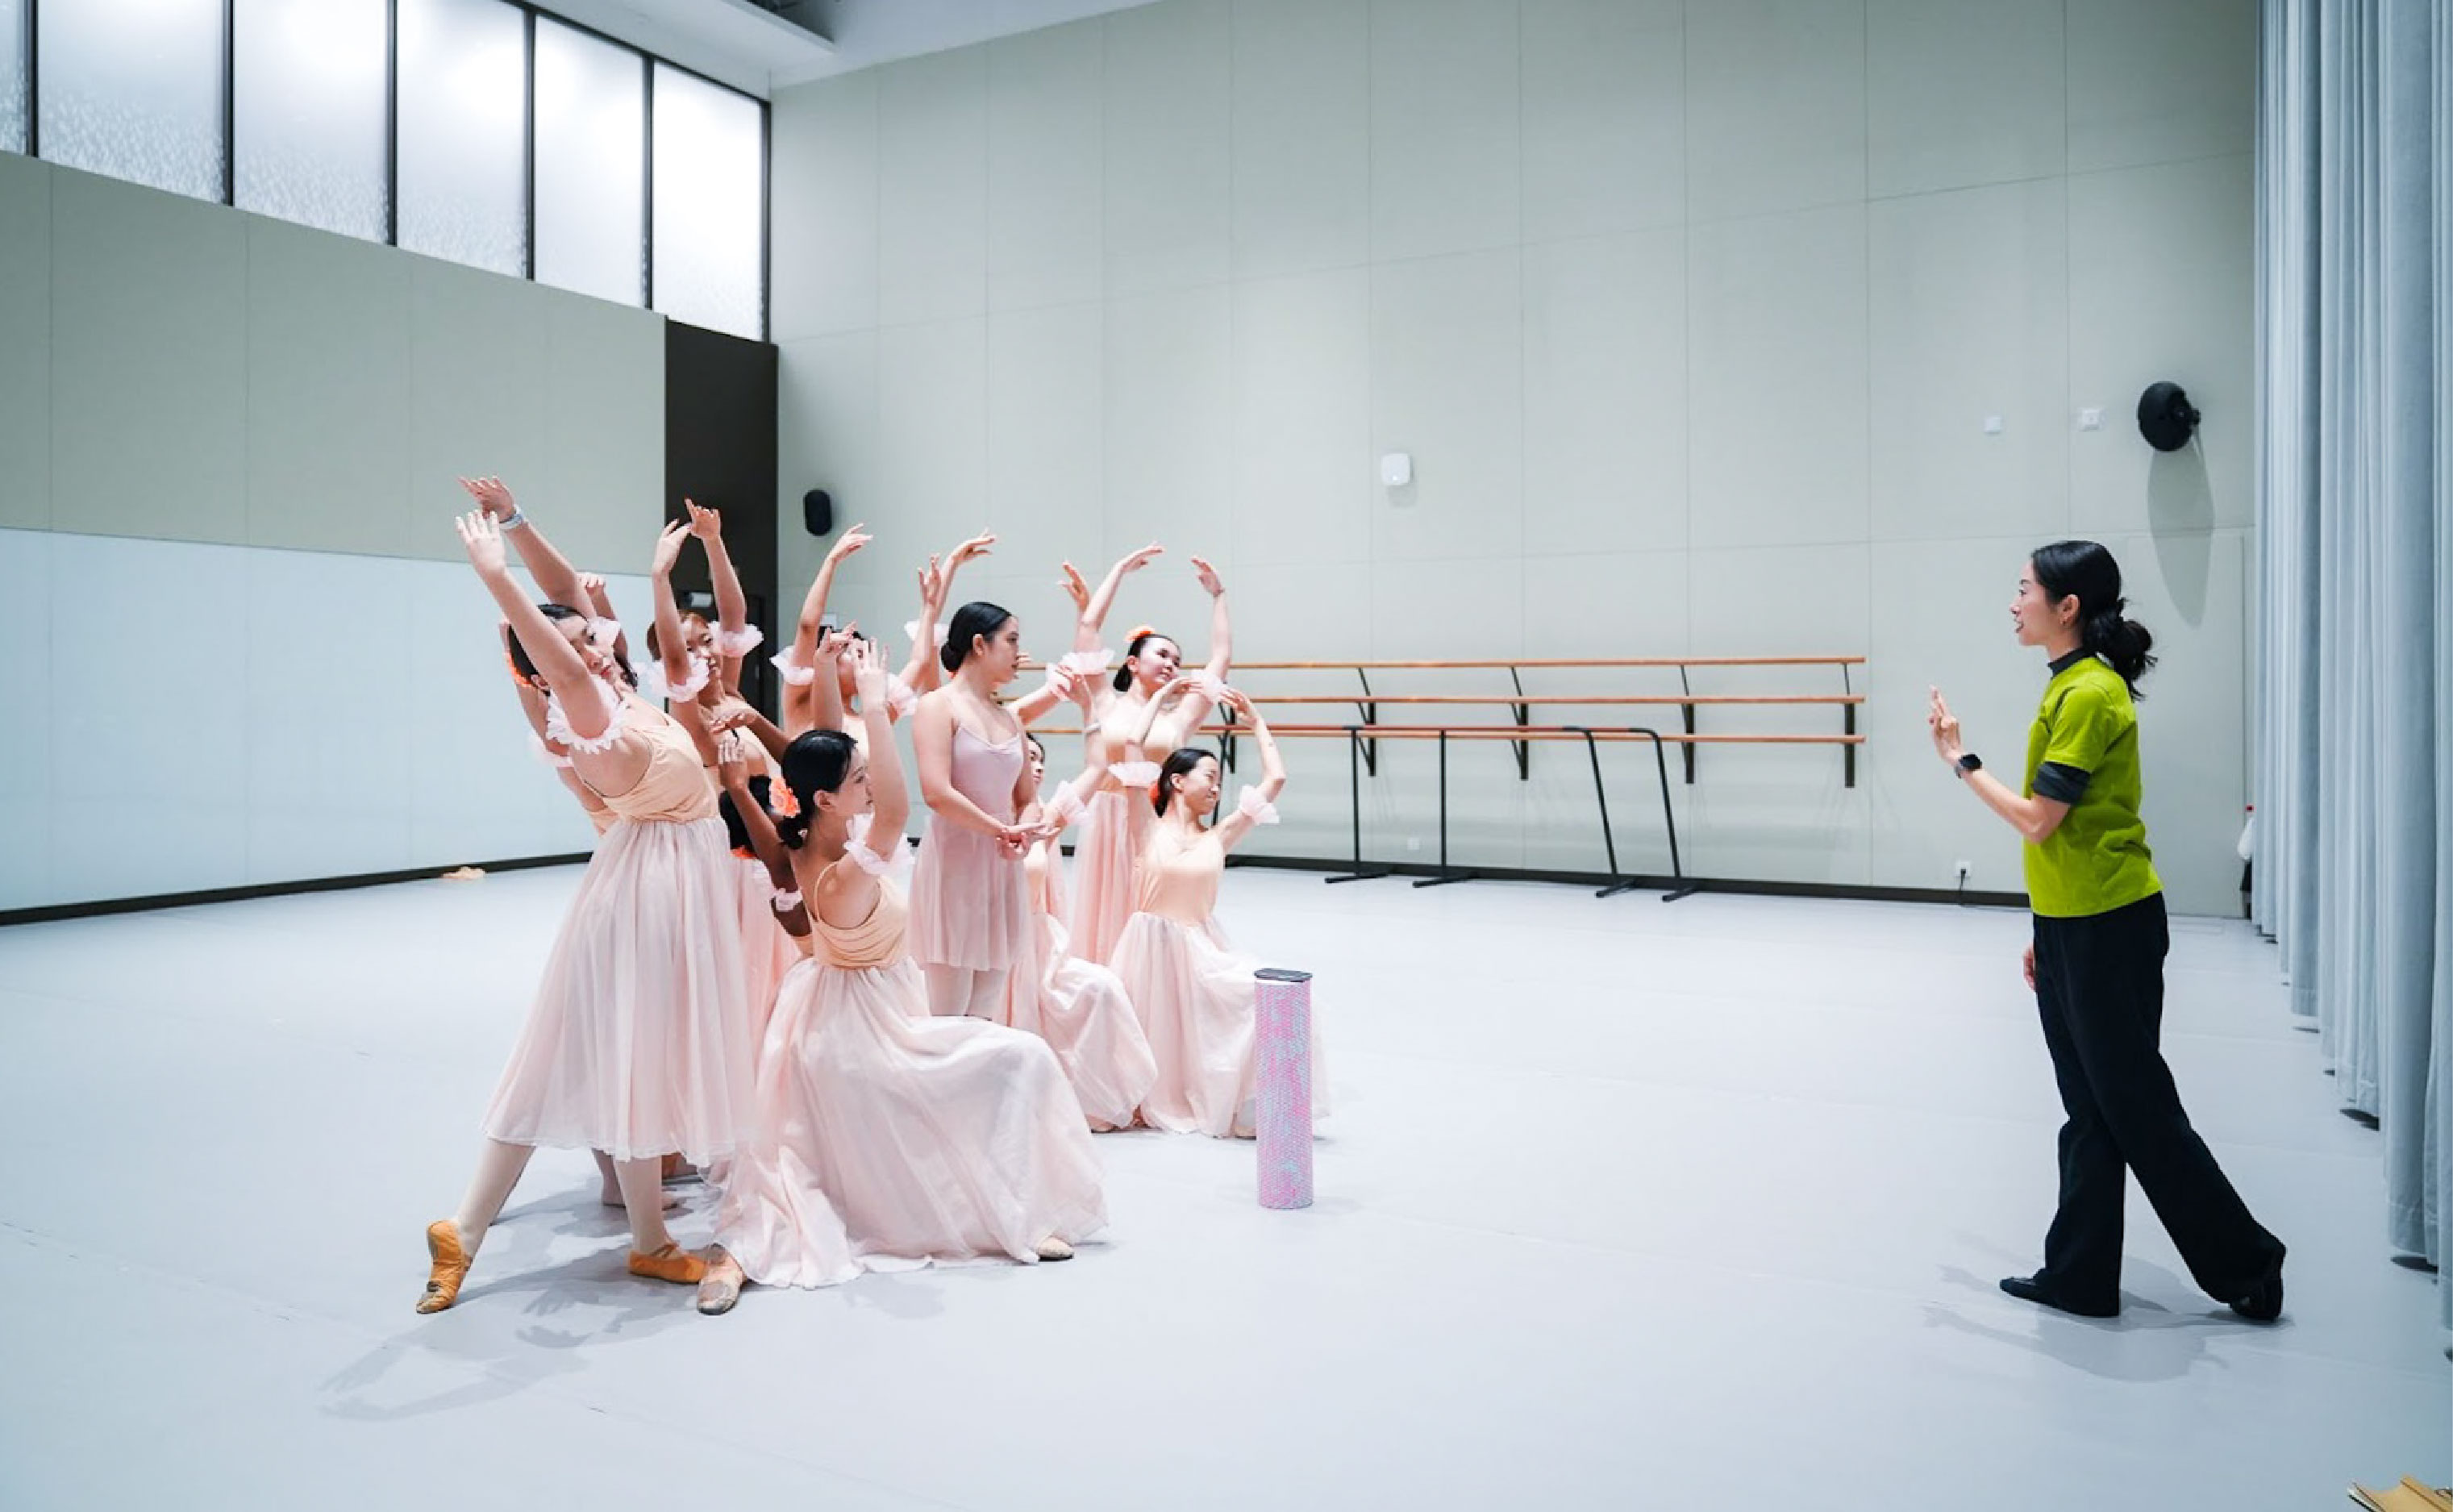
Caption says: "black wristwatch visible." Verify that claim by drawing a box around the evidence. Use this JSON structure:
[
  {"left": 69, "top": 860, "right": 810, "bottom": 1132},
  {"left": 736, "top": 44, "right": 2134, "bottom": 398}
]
[{"left": 1955, "top": 752, "right": 1983, "bottom": 779}]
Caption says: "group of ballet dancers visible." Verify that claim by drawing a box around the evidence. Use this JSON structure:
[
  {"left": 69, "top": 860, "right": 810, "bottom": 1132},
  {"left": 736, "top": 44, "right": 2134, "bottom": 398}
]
[{"left": 418, "top": 477, "right": 1315, "bottom": 1316}]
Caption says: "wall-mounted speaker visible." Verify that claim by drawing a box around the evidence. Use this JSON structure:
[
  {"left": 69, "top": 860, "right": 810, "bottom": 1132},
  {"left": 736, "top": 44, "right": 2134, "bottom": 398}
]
[
  {"left": 2137, "top": 382, "right": 2200, "bottom": 452},
  {"left": 802, "top": 489, "right": 833, "bottom": 535}
]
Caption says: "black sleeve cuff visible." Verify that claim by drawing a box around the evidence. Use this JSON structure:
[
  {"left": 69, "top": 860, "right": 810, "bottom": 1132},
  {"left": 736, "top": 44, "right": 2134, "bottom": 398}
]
[{"left": 2033, "top": 761, "right": 2091, "bottom": 803}]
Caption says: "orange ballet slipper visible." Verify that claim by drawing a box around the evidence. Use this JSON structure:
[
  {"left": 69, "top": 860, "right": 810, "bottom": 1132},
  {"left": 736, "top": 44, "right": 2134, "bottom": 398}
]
[
  {"left": 415, "top": 1219, "right": 470, "bottom": 1314},
  {"left": 627, "top": 1243, "right": 709, "bottom": 1285}
]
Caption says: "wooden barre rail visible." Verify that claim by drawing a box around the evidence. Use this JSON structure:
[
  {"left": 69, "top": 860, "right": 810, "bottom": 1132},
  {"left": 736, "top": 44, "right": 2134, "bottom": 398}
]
[
  {"left": 1031, "top": 725, "right": 1864, "bottom": 745},
  {"left": 1222, "top": 656, "right": 1865, "bottom": 670},
  {"left": 1238, "top": 693, "right": 1864, "bottom": 706}
]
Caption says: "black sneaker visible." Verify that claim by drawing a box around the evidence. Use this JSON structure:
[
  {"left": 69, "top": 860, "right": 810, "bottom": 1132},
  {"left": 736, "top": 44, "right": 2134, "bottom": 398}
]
[
  {"left": 1999, "top": 1273, "right": 2119, "bottom": 1318},
  {"left": 2230, "top": 1265, "right": 2284, "bottom": 1323}
]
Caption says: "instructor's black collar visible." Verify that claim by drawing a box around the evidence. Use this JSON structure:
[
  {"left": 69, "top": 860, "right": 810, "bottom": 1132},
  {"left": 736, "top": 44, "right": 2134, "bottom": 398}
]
[{"left": 2048, "top": 648, "right": 2093, "bottom": 677}]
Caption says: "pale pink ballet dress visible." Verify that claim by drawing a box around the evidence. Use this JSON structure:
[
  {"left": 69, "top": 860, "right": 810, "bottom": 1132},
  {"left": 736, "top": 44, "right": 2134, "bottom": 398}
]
[
  {"left": 1003, "top": 797, "right": 1158, "bottom": 1131},
  {"left": 908, "top": 723, "right": 1031, "bottom": 971},
  {"left": 718, "top": 857, "right": 1106, "bottom": 1277},
  {"left": 1111, "top": 801, "right": 1326, "bottom": 1138},
  {"left": 481, "top": 680, "right": 756, "bottom": 1165},
  {"left": 1067, "top": 761, "right": 1160, "bottom": 965},
  {"left": 712, "top": 732, "right": 802, "bottom": 1047}
]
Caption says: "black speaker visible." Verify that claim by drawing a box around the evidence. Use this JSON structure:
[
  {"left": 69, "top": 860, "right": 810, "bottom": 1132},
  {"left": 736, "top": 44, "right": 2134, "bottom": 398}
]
[
  {"left": 802, "top": 489, "right": 833, "bottom": 535},
  {"left": 2136, "top": 382, "right": 2200, "bottom": 452}
]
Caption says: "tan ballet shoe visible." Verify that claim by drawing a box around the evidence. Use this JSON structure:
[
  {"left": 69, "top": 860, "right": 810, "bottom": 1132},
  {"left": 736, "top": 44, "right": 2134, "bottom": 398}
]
[
  {"left": 697, "top": 1252, "right": 744, "bottom": 1316},
  {"left": 627, "top": 1243, "right": 709, "bottom": 1285},
  {"left": 416, "top": 1219, "right": 470, "bottom": 1314},
  {"left": 1034, "top": 1236, "right": 1074, "bottom": 1262}
]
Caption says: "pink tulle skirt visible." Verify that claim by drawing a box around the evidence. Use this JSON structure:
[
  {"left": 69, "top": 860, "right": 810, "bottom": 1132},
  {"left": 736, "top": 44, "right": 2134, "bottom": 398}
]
[
  {"left": 1067, "top": 787, "right": 1151, "bottom": 966},
  {"left": 722, "top": 955, "right": 1106, "bottom": 1277},
  {"left": 482, "top": 815, "right": 756, "bottom": 1165},
  {"left": 731, "top": 853, "right": 799, "bottom": 1048},
  {"left": 909, "top": 817, "right": 1031, "bottom": 971},
  {"left": 1111, "top": 910, "right": 1328, "bottom": 1139},
  {"left": 1006, "top": 912, "right": 1158, "bottom": 1132}
]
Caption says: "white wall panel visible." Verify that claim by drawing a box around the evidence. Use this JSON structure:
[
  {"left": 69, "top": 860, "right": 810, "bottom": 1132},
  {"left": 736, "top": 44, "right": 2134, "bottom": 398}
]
[{"left": 767, "top": 0, "right": 2259, "bottom": 907}]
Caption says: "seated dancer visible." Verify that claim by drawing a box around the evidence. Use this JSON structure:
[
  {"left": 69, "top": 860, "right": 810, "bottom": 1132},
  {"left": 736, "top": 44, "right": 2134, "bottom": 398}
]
[
  {"left": 416, "top": 510, "right": 755, "bottom": 1313},
  {"left": 697, "top": 639, "right": 1106, "bottom": 1314},
  {"left": 1112, "top": 685, "right": 1322, "bottom": 1138},
  {"left": 1066, "top": 548, "right": 1233, "bottom": 964},
  {"left": 1004, "top": 722, "right": 1159, "bottom": 1131}
]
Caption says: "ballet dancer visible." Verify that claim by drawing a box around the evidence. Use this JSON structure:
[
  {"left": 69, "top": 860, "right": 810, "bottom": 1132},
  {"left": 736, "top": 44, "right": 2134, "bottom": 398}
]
[
  {"left": 1111, "top": 685, "right": 1319, "bottom": 1138},
  {"left": 695, "top": 638, "right": 1106, "bottom": 1314},
  {"left": 415, "top": 510, "right": 755, "bottom": 1313},
  {"left": 1066, "top": 551, "right": 1233, "bottom": 964},
  {"left": 1004, "top": 717, "right": 1159, "bottom": 1131},
  {"left": 906, "top": 601, "right": 1085, "bottom": 1018}
]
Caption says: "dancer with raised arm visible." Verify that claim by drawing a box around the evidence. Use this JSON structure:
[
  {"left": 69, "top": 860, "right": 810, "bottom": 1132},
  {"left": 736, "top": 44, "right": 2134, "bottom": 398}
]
[
  {"left": 415, "top": 512, "right": 754, "bottom": 1313},
  {"left": 1112, "top": 686, "right": 1318, "bottom": 1138},
  {"left": 907, "top": 602, "right": 1083, "bottom": 1019},
  {"left": 1068, "top": 552, "right": 1232, "bottom": 964},
  {"left": 1006, "top": 719, "right": 1158, "bottom": 1131},
  {"left": 775, "top": 528, "right": 992, "bottom": 742},
  {"left": 696, "top": 639, "right": 1106, "bottom": 1314}
]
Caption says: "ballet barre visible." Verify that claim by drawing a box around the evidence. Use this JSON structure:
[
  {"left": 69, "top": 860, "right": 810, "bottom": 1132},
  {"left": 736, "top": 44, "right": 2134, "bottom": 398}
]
[
  {"left": 1027, "top": 655, "right": 1867, "bottom": 900},
  {"left": 1219, "top": 656, "right": 1867, "bottom": 788}
]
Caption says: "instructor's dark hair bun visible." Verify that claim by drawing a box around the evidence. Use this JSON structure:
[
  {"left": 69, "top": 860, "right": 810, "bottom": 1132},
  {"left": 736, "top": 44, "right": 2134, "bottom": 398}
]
[{"left": 2031, "top": 539, "right": 2156, "bottom": 698}]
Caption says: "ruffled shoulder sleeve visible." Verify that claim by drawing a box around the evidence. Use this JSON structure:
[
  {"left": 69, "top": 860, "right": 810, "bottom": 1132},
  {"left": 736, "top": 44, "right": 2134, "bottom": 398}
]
[
  {"left": 544, "top": 677, "right": 630, "bottom": 755},
  {"left": 839, "top": 814, "right": 897, "bottom": 877},
  {"left": 1044, "top": 785, "right": 1088, "bottom": 828},
  {"left": 1234, "top": 786, "right": 1281, "bottom": 825},
  {"left": 1110, "top": 760, "right": 1162, "bottom": 788},
  {"left": 714, "top": 624, "right": 764, "bottom": 657},
  {"left": 1060, "top": 647, "right": 1112, "bottom": 677}
]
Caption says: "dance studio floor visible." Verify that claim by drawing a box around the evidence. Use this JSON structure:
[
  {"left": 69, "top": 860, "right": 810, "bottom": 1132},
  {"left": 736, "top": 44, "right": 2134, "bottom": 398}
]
[{"left": 0, "top": 865, "right": 2442, "bottom": 1508}]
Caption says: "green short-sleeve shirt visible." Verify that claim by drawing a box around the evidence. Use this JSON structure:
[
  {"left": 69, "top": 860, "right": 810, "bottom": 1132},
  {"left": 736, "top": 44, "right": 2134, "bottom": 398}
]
[{"left": 2021, "top": 652, "right": 2162, "bottom": 918}]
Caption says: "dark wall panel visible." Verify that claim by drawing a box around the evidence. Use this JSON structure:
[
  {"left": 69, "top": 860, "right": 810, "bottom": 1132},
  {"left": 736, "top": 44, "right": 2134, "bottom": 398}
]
[{"left": 664, "top": 318, "right": 780, "bottom": 710}]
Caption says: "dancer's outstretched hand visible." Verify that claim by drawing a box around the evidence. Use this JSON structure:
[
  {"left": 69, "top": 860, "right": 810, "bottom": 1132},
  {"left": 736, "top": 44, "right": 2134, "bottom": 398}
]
[
  {"left": 456, "top": 510, "right": 508, "bottom": 576},
  {"left": 651, "top": 520, "right": 691, "bottom": 576},
  {"left": 457, "top": 476, "right": 516, "bottom": 519},
  {"left": 1191, "top": 556, "right": 1226, "bottom": 598},
  {"left": 847, "top": 637, "right": 888, "bottom": 704},
  {"left": 1059, "top": 561, "right": 1091, "bottom": 614},
  {"left": 947, "top": 532, "right": 995, "bottom": 571},
  {"left": 827, "top": 523, "right": 873, "bottom": 568},
  {"left": 685, "top": 498, "right": 725, "bottom": 541}
]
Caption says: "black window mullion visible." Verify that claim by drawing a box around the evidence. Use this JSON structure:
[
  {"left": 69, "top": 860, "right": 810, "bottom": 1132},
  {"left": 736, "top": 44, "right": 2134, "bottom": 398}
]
[
  {"left": 641, "top": 53, "right": 652, "bottom": 310},
  {"left": 521, "top": 4, "right": 535, "bottom": 281},
  {"left": 221, "top": 0, "right": 235, "bottom": 204},
  {"left": 385, "top": 0, "right": 398, "bottom": 245},
  {"left": 760, "top": 99, "right": 770, "bottom": 340},
  {"left": 23, "top": 0, "right": 36, "bottom": 160}
]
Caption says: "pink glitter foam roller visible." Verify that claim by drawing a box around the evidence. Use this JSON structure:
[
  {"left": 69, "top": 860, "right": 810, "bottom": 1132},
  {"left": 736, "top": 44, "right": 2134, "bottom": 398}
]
[{"left": 1252, "top": 967, "right": 1314, "bottom": 1210}]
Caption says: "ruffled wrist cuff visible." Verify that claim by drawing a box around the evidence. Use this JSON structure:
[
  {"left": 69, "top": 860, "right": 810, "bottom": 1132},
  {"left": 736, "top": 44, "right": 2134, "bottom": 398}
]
[
  {"left": 770, "top": 648, "right": 818, "bottom": 687},
  {"left": 715, "top": 625, "right": 764, "bottom": 656},
  {"left": 1111, "top": 760, "right": 1161, "bottom": 787},
  {"left": 1235, "top": 787, "right": 1281, "bottom": 825}
]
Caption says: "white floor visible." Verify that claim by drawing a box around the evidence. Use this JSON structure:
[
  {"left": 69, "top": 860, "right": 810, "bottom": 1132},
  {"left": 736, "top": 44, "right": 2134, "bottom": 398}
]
[{"left": 0, "top": 866, "right": 2443, "bottom": 1509}]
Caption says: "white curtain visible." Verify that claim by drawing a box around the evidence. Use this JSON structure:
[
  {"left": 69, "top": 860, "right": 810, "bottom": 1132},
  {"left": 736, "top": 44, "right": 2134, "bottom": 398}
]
[{"left": 2253, "top": 0, "right": 2453, "bottom": 1325}]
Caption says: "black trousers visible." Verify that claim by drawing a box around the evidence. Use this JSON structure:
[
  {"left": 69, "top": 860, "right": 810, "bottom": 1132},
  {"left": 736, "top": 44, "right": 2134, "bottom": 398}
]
[{"left": 2030, "top": 893, "right": 2285, "bottom": 1308}]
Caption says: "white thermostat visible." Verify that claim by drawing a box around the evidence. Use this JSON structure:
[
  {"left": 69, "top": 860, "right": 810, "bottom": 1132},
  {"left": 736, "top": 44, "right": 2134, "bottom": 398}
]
[{"left": 1380, "top": 452, "right": 1413, "bottom": 487}]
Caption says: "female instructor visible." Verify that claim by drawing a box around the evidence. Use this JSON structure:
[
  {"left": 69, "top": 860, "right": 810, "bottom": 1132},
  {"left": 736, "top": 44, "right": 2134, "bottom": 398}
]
[{"left": 1929, "top": 539, "right": 2284, "bottom": 1323}]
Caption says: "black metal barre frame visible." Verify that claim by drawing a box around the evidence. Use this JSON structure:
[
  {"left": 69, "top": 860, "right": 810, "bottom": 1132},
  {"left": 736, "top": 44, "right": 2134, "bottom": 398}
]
[{"left": 1322, "top": 725, "right": 1693, "bottom": 901}]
